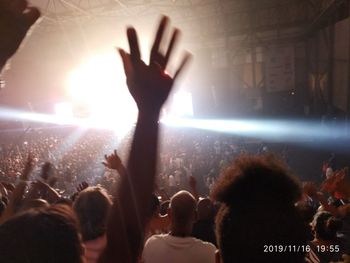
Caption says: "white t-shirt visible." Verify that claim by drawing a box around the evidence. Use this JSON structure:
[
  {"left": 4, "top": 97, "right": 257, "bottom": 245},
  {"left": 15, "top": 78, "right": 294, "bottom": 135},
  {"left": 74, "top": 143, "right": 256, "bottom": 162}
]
[{"left": 143, "top": 234, "right": 216, "bottom": 263}]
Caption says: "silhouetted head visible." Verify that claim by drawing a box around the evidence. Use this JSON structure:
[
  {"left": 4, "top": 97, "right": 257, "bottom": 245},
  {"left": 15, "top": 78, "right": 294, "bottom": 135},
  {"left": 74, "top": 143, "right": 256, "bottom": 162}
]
[
  {"left": 213, "top": 155, "right": 307, "bottom": 263},
  {"left": 73, "top": 186, "right": 112, "bottom": 241},
  {"left": 20, "top": 198, "right": 49, "bottom": 212},
  {"left": 197, "top": 198, "right": 214, "bottom": 221},
  {"left": 0, "top": 204, "right": 83, "bottom": 263},
  {"left": 170, "top": 191, "right": 196, "bottom": 230},
  {"left": 312, "top": 211, "right": 342, "bottom": 241}
]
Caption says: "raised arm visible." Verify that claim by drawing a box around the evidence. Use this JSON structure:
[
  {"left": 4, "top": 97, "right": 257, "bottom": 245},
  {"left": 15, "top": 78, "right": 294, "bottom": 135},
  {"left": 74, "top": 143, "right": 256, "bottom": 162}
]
[
  {"left": 99, "top": 16, "right": 190, "bottom": 263},
  {"left": 0, "top": 0, "right": 40, "bottom": 71},
  {"left": 0, "top": 155, "right": 34, "bottom": 224},
  {"left": 102, "top": 150, "right": 127, "bottom": 178}
]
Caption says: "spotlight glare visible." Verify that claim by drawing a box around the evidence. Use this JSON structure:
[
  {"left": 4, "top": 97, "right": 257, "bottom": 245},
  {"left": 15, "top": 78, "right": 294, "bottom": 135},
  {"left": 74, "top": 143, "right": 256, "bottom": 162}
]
[
  {"left": 66, "top": 53, "right": 138, "bottom": 135},
  {"left": 54, "top": 102, "right": 73, "bottom": 123},
  {"left": 168, "top": 91, "right": 193, "bottom": 117}
]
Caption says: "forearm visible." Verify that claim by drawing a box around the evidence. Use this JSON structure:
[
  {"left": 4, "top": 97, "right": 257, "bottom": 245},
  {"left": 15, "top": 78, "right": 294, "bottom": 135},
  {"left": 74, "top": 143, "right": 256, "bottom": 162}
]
[
  {"left": 116, "top": 164, "right": 128, "bottom": 178},
  {"left": 126, "top": 112, "right": 159, "bottom": 211},
  {"left": 0, "top": 182, "right": 26, "bottom": 224},
  {"left": 44, "top": 186, "right": 61, "bottom": 203},
  {"left": 102, "top": 112, "right": 160, "bottom": 263},
  {"left": 190, "top": 186, "right": 199, "bottom": 201}
]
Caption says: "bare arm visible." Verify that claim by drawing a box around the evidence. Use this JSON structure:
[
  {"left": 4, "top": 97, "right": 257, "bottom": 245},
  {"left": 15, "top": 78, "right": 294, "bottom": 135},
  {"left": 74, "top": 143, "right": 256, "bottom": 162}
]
[
  {"left": 98, "top": 16, "right": 190, "bottom": 263},
  {"left": 102, "top": 150, "right": 127, "bottom": 178},
  {"left": 0, "top": 155, "right": 34, "bottom": 224},
  {"left": 26, "top": 180, "right": 60, "bottom": 204},
  {"left": 189, "top": 175, "right": 199, "bottom": 201}
]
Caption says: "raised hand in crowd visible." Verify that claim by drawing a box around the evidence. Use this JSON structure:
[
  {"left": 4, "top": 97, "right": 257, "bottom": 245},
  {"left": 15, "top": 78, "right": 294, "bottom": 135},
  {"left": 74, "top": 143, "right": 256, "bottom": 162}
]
[
  {"left": 0, "top": 0, "right": 40, "bottom": 71},
  {"left": 76, "top": 181, "right": 89, "bottom": 193},
  {"left": 70, "top": 181, "right": 89, "bottom": 201},
  {"left": 321, "top": 167, "right": 350, "bottom": 199},
  {"left": 98, "top": 16, "right": 190, "bottom": 263},
  {"left": 0, "top": 154, "right": 34, "bottom": 224},
  {"left": 26, "top": 161, "right": 60, "bottom": 203},
  {"left": 118, "top": 17, "right": 190, "bottom": 116},
  {"left": 189, "top": 175, "right": 199, "bottom": 201},
  {"left": 102, "top": 149, "right": 127, "bottom": 177},
  {"left": 26, "top": 180, "right": 60, "bottom": 203},
  {"left": 39, "top": 161, "right": 54, "bottom": 182},
  {"left": 303, "top": 181, "right": 339, "bottom": 216}
]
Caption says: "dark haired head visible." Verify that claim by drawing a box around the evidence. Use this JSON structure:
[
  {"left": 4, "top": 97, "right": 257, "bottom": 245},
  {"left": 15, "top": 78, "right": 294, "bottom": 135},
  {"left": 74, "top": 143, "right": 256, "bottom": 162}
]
[
  {"left": 213, "top": 155, "right": 301, "bottom": 210},
  {"left": 149, "top": 193, "right": 160, "bottom": 217},
  {"left": 213, "top": 155, "right": 307, "bottom": 263},
  {"left": 73, "top": 186, "right": 112, "bottom": 241},
  {"left": 0, "top": 204, "right": 83, "bottom": 263},
  {"left": 160, "top": 200, "right": 170, "bottom": 216},
  {"left": 312, "top": 211, "right": 343, "bottom": 241},
  {"left": 20, "top": 198, "right": 49, "bottom": 212},
  {"left": 197, "top": 198, "right": 214, "bottom": 221}
]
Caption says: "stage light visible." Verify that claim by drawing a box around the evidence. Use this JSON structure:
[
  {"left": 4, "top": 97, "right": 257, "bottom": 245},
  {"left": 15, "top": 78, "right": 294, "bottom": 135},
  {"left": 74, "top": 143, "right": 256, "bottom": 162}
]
[
  {"left": 161, "top": 117, "right": 349, "bottom": 142},
  {"left": 167, "top": 91, "right": 193, "bottom": 117},
  {"left": 54, "top": 102, "right": 73, "bottom": 123},
  {"left": 66, "top": 53, "right": 138, "bottom": 135}
]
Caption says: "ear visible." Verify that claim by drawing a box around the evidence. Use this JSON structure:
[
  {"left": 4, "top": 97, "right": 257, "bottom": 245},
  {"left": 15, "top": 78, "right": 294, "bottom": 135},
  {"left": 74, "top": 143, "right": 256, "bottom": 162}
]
[{"left": 215, "top": 250, "right": 222, "bottom": 263}]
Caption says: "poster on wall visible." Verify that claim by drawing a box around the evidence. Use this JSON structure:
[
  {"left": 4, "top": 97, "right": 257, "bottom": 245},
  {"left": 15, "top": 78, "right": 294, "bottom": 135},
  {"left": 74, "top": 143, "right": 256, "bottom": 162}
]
[{"left": 265, "top": 46, "right": 295, "bottom": 92}]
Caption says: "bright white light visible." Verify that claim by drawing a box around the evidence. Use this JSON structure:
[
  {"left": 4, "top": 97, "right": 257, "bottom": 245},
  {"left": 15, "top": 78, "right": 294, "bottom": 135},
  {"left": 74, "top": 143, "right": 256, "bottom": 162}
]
[
  {"left": 168, "top": 91, "right": 193, "bottom": 117},
  {"left": 66, "top": 53, "right": 137, "bottom": 136},
  {"left": 54, "top": 102, "right": 73, "bottom": 123},
  {"left": 160, "top": 117, "right": 350, "bottom": 142}
]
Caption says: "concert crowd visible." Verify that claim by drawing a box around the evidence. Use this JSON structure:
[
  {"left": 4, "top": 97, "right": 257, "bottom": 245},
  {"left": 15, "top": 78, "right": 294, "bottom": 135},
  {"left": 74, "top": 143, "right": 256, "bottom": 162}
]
[{"left": 0, "top": 2, "right": 349, "bottom": 263}]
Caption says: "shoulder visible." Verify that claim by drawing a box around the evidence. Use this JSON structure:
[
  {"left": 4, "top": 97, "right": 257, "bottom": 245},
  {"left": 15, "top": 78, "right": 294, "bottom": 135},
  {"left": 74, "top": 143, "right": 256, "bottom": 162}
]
[
  {"left": 145, "top": 234, "right": 168, "bottom": 247},
  {"left": 191, "top": 237, "right": 217, "bottom": 252}
]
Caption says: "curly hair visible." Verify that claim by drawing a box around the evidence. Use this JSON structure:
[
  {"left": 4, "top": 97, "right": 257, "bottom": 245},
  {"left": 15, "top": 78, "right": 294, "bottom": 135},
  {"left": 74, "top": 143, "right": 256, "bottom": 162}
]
[
  {"left": 312, "top": 211, "right": 342, "bottom": 241},
  {"left": 213, "top": 155, "right": 308, "bottom": 263}
]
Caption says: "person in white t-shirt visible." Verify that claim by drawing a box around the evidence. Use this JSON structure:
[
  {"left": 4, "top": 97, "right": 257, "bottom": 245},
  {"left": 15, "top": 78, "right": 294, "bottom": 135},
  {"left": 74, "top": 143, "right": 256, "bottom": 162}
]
[{"left": 143, "top": 191, "right": 216, "bottom": 263}]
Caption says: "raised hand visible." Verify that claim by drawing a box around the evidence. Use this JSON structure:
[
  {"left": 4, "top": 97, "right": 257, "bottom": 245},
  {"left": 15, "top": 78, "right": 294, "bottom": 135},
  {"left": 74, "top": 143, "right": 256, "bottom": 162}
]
[
  {"left": 102, "top": 150, "right": 123, "bottom": 171},
  {"left": 321, "top": 168, "right": 350, "bottom": 198},
  {"left": 118, "top": 16, "right": 191, "bottom": 116},
  {"left": 76, "top": 181, "right": 89, "bottom": 193},
  {"left": 40, "top": 162, "right": 54, "bottom": 181},
  {"left": 189, "top": 175, "right": 197, "bottom": 189},
  {"left": 189, "top": 175, "right": 199, "bottom": 201},
  {"left": 99, "top": 17, "right": 190, "bottom": 263},
  {"left": 0, "top": 0, "right": 40, "bottom": 70},
  {"left": 21, "top": 154, "right": 35, "bottom": 181}
]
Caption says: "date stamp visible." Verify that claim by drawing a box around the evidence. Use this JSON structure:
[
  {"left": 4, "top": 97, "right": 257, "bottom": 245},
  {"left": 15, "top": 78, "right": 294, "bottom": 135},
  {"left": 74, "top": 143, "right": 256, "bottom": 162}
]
[{"left": 263, "top": 245, "right": 311, "bottom": 253}]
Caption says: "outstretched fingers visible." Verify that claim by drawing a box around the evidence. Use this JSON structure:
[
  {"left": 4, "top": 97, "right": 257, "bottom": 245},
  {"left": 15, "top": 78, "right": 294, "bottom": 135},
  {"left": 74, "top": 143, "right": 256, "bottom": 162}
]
[
  {"left": 150, "top": 16, "right": 169, "bottom": 65},
  {"left": 127, "top": 27, "right": 141, "bottom": 61},
  {"left": 163, "top": 28, "right": 179, "bottom": 69},
  {"left": 118, "top": 48, "right": 133, "bottom": 77}
]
